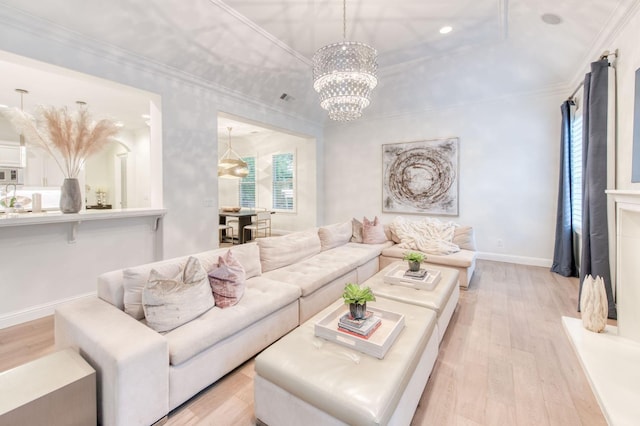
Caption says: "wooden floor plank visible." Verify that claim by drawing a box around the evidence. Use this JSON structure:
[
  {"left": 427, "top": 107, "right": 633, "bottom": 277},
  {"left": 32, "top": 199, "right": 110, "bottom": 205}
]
[{"left": 0, "top": 260, "right": 608, "bottom": 425}]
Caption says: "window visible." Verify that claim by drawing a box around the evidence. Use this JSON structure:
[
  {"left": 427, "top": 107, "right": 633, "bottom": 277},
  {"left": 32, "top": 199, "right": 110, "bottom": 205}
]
[
  {"left": 570, "top": 109, "right": 583, "bottom": 233},
  {"left": 238, "top": 157, "right": 256, "bottom": 208},
  {"left": 272, "top": 153, "right": 295, "bottom": 211}
]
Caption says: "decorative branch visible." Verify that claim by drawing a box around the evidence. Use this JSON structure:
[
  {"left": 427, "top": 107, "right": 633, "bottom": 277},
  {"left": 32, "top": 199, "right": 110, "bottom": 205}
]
[{"left": 1, "top": 105, "right": 119, "bottom": 178}]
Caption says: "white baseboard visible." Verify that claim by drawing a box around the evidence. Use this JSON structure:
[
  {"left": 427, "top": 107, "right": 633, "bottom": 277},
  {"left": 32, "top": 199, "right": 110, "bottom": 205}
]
[
  {"left": 0, "top": 292, "right": 96, "bottom": 330},
  {"left": 476, "top": 252, "right": 552, "bottom": 268}
]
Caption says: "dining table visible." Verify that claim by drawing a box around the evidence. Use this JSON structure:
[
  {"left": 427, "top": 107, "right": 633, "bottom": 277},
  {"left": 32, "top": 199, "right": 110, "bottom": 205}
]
[{"left": 219, "top": 209, "right": 273, "bottom": 244}]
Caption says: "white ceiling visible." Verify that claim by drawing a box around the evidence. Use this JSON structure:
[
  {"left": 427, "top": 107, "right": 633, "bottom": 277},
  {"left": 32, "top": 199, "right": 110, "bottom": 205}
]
[{"left": 0, "top": 0, "right": 635, "bottom": 125}]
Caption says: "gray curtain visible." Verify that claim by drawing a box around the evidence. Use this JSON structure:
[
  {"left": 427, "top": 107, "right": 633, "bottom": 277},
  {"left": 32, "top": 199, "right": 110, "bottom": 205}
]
[
  {"left": 551, "top": 101, "right": 578, "bottom": 277},
  {"left": 579, "top": 59, "right": 617, "bottom": 319}
]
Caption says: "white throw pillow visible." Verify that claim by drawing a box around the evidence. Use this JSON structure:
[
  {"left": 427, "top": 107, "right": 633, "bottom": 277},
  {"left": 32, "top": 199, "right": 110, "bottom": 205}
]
[
  {"left": 123, "top": 259, "right": 186, "bottom": 320},
  {"left": 318, "top": 221, "right": 353, "bottom": 251},
  {"left": 142, "top": 256, "right": 215, "bottom": 333}
]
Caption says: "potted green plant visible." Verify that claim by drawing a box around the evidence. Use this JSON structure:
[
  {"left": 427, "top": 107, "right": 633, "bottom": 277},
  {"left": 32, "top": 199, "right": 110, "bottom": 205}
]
[
  {"left": 403, "top": 251, "right": 425, "bottom": 272},
  {"left": 342, "top": 283, "right": 376, "bottom": 320}
]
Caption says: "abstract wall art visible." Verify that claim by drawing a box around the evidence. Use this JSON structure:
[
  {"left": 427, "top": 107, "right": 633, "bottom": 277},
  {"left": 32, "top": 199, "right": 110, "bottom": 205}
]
[{"left": 382, "top": 138, "right": 459, "bottom": 215}]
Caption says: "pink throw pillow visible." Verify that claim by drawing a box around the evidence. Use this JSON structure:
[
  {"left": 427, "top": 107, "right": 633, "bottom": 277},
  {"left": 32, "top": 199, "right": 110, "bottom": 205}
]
[
  {"left": 362, "top": 216, "right": 388, "bottom": 244},
  {"left": 208, "top": 251, "right": 246, "bottom": 308}
]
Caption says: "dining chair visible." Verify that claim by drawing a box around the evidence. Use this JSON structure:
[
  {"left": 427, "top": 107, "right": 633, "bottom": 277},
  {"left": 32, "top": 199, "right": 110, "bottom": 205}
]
[
  {"left": 243, "top": 211, "right": 271, "bottom": 241},
  {"left": 219, "top": 224, "right": 235, "bottom": 244}
]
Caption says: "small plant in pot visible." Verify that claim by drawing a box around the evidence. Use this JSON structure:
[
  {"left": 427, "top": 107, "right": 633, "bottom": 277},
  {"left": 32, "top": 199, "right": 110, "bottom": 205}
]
[
  {"left": 342, "top": 283, "right": 376, "bottom": 320},
  {"left": 403, "top": 251, "right": 425, "bottom": 272}
]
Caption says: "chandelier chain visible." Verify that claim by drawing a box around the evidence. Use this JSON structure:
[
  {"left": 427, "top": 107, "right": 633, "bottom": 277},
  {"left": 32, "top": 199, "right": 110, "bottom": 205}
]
[{"left": 343, "top": 0, "right": 346, "bottom": 40}]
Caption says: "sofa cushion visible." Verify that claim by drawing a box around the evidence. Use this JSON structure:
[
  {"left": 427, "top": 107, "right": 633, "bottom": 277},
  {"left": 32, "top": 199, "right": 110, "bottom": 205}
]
[
  {"left": 381, "top": 246, "right": 476, "bottom": 268},
  {"left": 142, "top": 257, "right": 216, "bottom": 333},
  {"left": 318, "top": 221, "right": 352, "bottom": 251},
  {"left": 208, "top": 251, "right": 246, "bottom": 308},
  {"left": 258, "top": 230, "right": 321, "bottom": 272},
  {"left": 164, "top": 277, "right": 301, "bottom": 366},
  {"left": 363, "top": 216, "right": 388, "bottom": 244},
  {"left": 263, "top": 245, "right": 378, "bottom": 297},
  {"left": 229, "top": 242, "right": 262, "bottom": 279}
]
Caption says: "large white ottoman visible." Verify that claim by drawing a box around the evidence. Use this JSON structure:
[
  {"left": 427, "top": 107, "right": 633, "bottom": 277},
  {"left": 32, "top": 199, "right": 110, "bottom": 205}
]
[
  {"left": 254, "top": 297, "right": 438, "bottom": 426},
  {"left": 365, "top": 262, "right": 460, "bottom": 344}
]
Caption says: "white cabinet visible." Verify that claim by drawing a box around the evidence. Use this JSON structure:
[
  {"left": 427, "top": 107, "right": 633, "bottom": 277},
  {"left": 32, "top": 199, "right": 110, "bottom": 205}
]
[
  {"left": 0, "top": 142, "right": 26, "bottom": 168},
  {"left": 25, "top": 151, "right": 65, "bottom": 187}
]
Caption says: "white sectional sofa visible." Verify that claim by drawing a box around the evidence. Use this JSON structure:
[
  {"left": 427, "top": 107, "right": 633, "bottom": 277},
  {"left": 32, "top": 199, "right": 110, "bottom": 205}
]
[
  {"left": 380, "top": 224, "right": 478, "bottom": 288},
  {"left": 54, "top": 221, "right": 393, "bottom": 426}
]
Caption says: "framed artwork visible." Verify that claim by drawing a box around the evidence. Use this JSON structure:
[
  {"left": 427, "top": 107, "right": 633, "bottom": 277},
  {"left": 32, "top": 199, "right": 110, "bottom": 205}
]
[
  {"left": 632, "top": 67, "right": 640, "bottom": 182},
  {"left": 382, "top": 138, "right": 459, "bottom": 215}
]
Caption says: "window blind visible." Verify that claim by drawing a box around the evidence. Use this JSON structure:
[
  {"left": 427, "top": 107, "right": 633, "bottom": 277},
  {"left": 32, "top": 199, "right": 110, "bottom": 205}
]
[
  {"left": 570, "top": 113, "right": 583, "bottom": 232},
  {"left": 238, "top": 157, "right": 256, "bottom": 208},
  {"left": 272, "top": 153, "right": 294, "bottom": 211}
]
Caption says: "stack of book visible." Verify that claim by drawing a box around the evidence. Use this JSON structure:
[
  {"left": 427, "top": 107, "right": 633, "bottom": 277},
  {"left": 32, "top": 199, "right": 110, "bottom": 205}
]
[
  {"left": 403, "top": 269, "right": 428, "bottom": 280},
  {"left": 337, "top": 311, "right": 382, "bottom": 339}
]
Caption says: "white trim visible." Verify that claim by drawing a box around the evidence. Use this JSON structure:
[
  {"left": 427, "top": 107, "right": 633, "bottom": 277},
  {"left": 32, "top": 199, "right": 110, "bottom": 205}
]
[
  {"left": 0, "top": 292, "right": 96, "bottom": 330},
  {"left": 476, "top": 252, "right": 552, "bottom": 268}
]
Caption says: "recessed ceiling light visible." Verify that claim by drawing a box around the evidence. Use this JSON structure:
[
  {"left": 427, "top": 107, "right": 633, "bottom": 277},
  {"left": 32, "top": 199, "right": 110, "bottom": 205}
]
[
  {"left": 439, "top": 26, "right": 453, "bottom": 34},
  {"left": 541, "top": 13, "right": 562, "bottom": 25},
  {"left": 115, "top": 121, "right": 124, "bottom": 128},
  {"left": 141, "top": 114, "right": 150, "bottom": 119},
  {"left": 0, "top": 104, "right": 8, "bottom": 108}
]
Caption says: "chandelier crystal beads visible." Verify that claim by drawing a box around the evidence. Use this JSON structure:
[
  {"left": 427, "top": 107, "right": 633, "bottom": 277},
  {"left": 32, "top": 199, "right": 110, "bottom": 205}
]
[{"left": 312, "top": 0, "right": 378, "bottom": 122}]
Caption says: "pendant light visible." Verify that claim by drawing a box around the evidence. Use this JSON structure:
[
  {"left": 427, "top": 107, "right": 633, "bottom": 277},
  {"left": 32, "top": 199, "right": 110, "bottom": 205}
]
[{"left": 218, "top": 127, "right": 249, "bottom": 179}]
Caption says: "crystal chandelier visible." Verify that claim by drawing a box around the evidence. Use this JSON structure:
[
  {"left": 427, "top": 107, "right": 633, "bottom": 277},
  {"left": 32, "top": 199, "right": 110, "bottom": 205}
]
[
  {"left": 312, "top": 0, "right": 378, "bottom": 122},
  {"left": 218, "top": 127, "right": 249, "bottom": 179}
]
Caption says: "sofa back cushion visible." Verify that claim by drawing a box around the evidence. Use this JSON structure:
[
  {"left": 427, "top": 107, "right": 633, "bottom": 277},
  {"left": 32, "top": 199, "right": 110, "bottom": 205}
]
[
  {"left": 143, "top": 256, "right": 215, "bottom": 332},
  {"left": 258, "top": 230, "right": 321, "bottom": 272},
  {"left": 229, "top": 242, "right": 262, "bottom": 279},
  {"left": 318, "top": 221, "right": 353, "bottom": 251}
]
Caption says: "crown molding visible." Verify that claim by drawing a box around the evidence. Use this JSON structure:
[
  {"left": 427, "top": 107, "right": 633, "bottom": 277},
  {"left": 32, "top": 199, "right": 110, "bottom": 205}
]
[
  {"left": 326, "top": 81, "right": 568, "bottom": 127},
  {"left": 209, "top": 0, "right": 312, "bottom": 66},
  {"left": 568, "top": 0, "right": 640, "bottom": 87},
  {"left": 0, "top": 4, "right": 322, "bottom": 131}
]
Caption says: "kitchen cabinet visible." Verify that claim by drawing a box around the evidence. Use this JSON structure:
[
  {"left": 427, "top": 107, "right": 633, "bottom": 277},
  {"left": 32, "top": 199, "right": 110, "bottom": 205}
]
[
  {"left": 0, "top": 142, "right": 26, "bottom": 168},
  {"left": 24, "top": 151, "right": 65, "bottom": 187}
]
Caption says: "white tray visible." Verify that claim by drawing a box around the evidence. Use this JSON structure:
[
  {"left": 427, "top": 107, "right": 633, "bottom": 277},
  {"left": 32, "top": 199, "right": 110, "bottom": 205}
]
[
  {"left": 314, "top": 305, "right": 405, "bottom": 359},
  {"left": 383, "top": 263, "right": 441, "bottom": 290}
]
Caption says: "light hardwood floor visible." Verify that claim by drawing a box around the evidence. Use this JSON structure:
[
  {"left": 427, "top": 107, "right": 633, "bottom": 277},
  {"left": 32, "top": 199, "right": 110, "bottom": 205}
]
[{"left": 0, "top": 260, "right": 607, "bottom": 425}]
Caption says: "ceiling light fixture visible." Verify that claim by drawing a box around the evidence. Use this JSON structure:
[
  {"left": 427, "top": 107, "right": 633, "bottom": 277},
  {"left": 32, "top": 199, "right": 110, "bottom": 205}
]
[
  {"left": 218, "top": 127, "right": 249, "bottom": 179},
  {"left": 312, "top": 0, "right": 378, "bottom": 121},
  {"left": 439, "top": 26, "right": 453, "bottom": 34}
]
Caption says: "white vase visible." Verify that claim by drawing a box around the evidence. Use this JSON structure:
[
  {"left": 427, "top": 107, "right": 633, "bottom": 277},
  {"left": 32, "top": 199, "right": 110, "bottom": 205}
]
[
  {"left": 580, "top": 274, "right": 608, "bottom": 333},
  {"left": 60, "top": 178, "right": 82, "bottom": 213}
]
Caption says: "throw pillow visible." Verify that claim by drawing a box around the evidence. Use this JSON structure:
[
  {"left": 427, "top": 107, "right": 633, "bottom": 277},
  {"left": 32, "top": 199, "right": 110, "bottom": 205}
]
[
  {"left": 351, "top": 218, "right": 363, "bottom": 243},
  {"left": 453, "top": 226, "right": 476, "bottom": 251},
  {"left": 208, "top": 251, "right": 246, "bottom": 308},
  {"left": 142, "top": 256, "right": 215, "bottom": 333},
  {"left": 318, "top": 221, "right": 353, "bottom": 250},
  {"left": 123, "top": 259, "right": 186, "bottom": 320},
  {"left": 362, "top": 216, "right": 388, "bottom": 244}
]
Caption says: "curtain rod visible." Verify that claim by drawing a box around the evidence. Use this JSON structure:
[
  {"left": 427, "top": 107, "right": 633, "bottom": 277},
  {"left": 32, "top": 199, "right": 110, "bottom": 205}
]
[{"left": 568, "top": 49, "right": 618, "bottom": 100}]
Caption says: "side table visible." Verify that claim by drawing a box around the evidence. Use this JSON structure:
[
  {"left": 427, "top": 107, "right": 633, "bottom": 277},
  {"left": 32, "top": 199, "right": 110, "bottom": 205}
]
[{"left": 0, "top": 348, "right": 96, "bottom": 426}]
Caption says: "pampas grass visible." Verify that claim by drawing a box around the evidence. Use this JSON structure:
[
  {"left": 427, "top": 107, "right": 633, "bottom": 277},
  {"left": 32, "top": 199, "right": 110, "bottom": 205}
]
[{"left": 1, "top": 105, "right": 119, "bottom": 178}]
